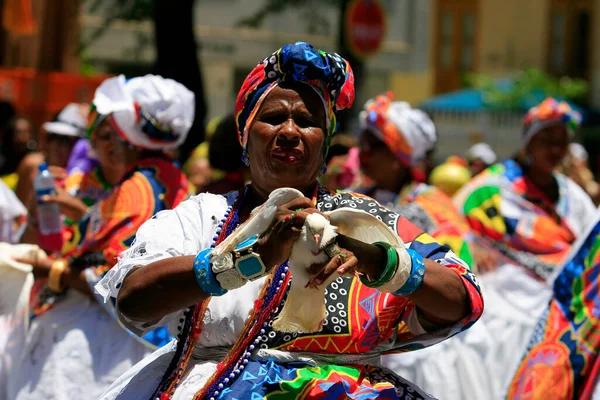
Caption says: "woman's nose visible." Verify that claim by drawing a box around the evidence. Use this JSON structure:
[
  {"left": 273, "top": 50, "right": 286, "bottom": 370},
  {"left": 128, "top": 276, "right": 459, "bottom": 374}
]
[{"left": 277, "top": 119, "right": 301, "bottom": 144}]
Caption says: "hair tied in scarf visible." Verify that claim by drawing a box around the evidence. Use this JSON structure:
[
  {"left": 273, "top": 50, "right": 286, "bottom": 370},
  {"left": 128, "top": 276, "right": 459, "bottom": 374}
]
[
  {"left": 522, "top": 97, "right": 582, "bottom": 145},
  {"left": 360, "top": 91, "right": 436, "bottom": 167},
  {"left": 88, "top": 74, "right": 195, "bottom": 151},
  {"left": 235, "top": 42, "right": 355, "bottom": 156}
]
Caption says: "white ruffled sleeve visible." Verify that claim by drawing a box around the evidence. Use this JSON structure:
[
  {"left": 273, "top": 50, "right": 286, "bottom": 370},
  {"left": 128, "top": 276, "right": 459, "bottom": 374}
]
[{"left": 95, "top": 193, "right": 228, "bottom": 335}]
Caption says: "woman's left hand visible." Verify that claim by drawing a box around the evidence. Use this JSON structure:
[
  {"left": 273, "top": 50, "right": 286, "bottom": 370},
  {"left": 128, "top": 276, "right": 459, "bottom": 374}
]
[
  {"left": 306, "top": 247, "right": 359, "bottom": 288},
  {"left": 305, "top": 234, "right": 387, "bottom": 288},
  {"left": 13, "top": 256, "right": 55, "bottom": 278}
]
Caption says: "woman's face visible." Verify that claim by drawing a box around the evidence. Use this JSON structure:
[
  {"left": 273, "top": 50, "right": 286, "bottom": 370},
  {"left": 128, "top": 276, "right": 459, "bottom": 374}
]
[
  {"left": 358, "top": 130, "right": 401, "bottom": 184},
  {"left": 46, "top": 133, "right": 78, "bottom": 168},
  {"left": 527, "top": 124, "right": 569, "bottom": 175},
  {"left": 247, "top": 84, "right": 326, "bottom": 194},
  {"left": 91, "top": 118, "right": 127, "bottom": 170}
]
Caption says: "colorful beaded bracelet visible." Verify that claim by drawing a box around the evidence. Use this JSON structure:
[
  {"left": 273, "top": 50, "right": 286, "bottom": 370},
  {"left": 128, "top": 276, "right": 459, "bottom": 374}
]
[
  {"left": 193, "top": 248, "right": 228, "bottom": 296},
  {"left": 393, "top": 249, "right": 426, "bottom": 296},
  {"left": 359, "top": 241, "right": 398, "bottom": 288}
]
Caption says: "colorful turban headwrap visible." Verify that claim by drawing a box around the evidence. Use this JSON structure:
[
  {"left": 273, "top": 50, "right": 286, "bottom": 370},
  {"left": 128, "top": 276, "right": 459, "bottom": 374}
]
[
  {"left": 522, "top": 97, "right": 582, "bottom": 146},
  {"left": 359, "top": 92, "right": 437, "bottom": 167},
  {"left": 86, "top": 74, "right": 195, "bottom": 151},
  {"left": 234, "top": 42, "right": 355, "bottom": 156}
]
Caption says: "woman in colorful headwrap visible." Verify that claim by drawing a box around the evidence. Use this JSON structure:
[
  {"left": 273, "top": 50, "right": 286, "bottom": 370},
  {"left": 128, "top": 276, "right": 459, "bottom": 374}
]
[
  {"left": 450, "top": 97, "right": 598, "bottom": 397},
  {"left": 348, "top": 93, "right": 491, "bottom": 399},
  {"left": 2, "top": 74, "right": 193, "bottom": 400},
  {"left": 95, "top": 42, "right": 482, "bottom": 400},
  {"left": 356, "top": 92, "right": 475, "bottom": 268}
]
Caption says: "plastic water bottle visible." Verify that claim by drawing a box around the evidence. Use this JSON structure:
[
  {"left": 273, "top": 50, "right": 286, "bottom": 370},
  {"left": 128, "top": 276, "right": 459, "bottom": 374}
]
[{"left": 34, "top": 163, "right": 63, "bottom": 253}]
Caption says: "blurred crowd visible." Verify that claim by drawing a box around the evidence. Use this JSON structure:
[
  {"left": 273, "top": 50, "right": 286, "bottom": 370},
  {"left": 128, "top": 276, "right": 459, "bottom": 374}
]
[
  {"left": 0, "top": 60, "right": 598, "bottom": 400},
  {"left": 1, "top": 94, "right": 598, "bottom": 233}
]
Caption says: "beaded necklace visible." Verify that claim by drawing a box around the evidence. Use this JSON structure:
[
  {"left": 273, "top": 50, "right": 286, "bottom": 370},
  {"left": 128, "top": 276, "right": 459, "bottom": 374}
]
[{"left": 152, "top": 191, "right": 239, "bottom": 400}]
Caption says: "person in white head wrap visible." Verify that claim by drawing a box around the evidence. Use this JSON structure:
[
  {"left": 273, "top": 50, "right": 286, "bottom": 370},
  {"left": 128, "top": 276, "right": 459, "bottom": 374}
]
[
  {"left": 467, "top": 142, "right": 497, "bottom": 176},
  {"left": 354, "top": 92, "right": 486, "bottom": 400},
  {"left": 355, "top": 92, "right": 475, "bottom": 262},
  {"left": 89, "top": 74, "right": 194, "bottom": 151},
  {"left": 2, "top": 74, "right": 194, "bottom": 400}
]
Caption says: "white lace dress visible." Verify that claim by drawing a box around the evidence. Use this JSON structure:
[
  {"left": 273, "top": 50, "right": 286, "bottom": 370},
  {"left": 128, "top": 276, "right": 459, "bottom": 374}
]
[
  {"left": 95, "top": 192, "right": 289, "bottom": 399},
  {"left": 1, "top": 288, "right": 152, "bottom": 400}
]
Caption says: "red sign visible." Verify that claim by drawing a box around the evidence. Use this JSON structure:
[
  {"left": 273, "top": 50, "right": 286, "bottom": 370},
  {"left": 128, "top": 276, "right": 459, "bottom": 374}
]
[{"left": 345, "top": 0, "right": 386, "bottom": 59}]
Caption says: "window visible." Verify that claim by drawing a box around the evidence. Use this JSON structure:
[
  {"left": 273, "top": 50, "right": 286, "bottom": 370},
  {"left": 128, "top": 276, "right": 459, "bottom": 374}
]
[
  {"left": 434, "top": 0, "right": 479, "bottom": 93},
  {"left": 549, "top": 12, "right": 566, "bottom": 72},
  {"left": 461, "top": 13, "right": 475, "bottom": 72},
  {"left": 439, "top": 12, "right": 454, "bottom": 70},
  {"left": 547, "top": 0, "right": 593, "bottom": 79}
]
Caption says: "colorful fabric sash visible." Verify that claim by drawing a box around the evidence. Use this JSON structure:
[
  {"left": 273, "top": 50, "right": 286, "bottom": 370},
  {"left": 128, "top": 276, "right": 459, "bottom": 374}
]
[
  {"left": 507, "top": 211, "right": 600, "bottom": 399},
  {"left": 454, "top": 159, "right": 576, "bottom": 281},
  {"left": 31, "top": 157, "right": 190, "bottom": 349},
  {"left": 397, "top": 183, "right": 474, "bottom": 268}
]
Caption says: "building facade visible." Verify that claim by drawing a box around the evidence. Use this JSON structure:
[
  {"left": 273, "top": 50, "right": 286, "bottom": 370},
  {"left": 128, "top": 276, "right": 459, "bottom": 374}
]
[{"left": 81, "top": 0, "right": 434, "bottom": 121}]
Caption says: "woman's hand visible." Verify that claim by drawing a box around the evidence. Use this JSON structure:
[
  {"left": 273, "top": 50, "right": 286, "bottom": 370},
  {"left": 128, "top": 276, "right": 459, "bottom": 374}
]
[
  {"left": 41, "top": 185, "right": 89, "bottom": 222},
  {"left": 257, "top": 197, "right": 325, "bottom": 268},
  {"left": 13, "top": 256, "right": 54, "bottom": 278},
  {"left": 471, "top": 242, "right": 498, "bottom": 274},
  {"left": 306, "top": 234, "right": 386, "bottom": 288},
  {"left": 47, "top": 166, "right": 67, "bottom": 181}
]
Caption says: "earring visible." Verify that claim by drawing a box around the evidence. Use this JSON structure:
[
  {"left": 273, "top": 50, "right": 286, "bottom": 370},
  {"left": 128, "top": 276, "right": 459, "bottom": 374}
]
[
  {"left": 241, "top": 151, "right": 250, "bottom": 167},
  {"left": 320, "top": 162, "right": 327, "bottom": 176}
]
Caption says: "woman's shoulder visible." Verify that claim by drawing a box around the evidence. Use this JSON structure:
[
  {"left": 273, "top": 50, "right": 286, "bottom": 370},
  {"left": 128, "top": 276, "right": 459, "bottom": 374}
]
[{"left": 187, "top": 189, "right": 238, "bottom": 210}]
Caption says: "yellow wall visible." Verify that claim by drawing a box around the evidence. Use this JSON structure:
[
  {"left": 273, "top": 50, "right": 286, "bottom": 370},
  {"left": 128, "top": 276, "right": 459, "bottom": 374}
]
[
  {"left": 389, "top": 70, "right": 434, "bottom": 106},
  {"left": 478, "top": 0, "right": 548, "bottom": 76}
]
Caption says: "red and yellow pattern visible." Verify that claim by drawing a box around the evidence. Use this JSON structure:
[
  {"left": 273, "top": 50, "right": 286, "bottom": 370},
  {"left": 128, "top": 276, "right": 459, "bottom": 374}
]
[
  {"left": 394, "top": 183, "right": 474, "bottom": 268},
  {"left": 32, "top": 157, "right": 190, "bottom": 319},
  {"left": 507, "top": 219, "right": 600, "bottom": 400},
  {"left": 456, "top": 160, "right": 577, "bottom": 280},
  {"left": 63, "top": 157, "right": 189, "bottom": 264}
]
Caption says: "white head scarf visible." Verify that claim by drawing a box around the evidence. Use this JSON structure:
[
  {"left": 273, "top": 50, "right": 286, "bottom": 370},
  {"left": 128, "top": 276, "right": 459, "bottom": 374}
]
[
  {"left": 467, "top": 143, "right": 497, "bottom": 165},
  {"left": 91, "top": 74, "right": 195, "bottom": 151}
]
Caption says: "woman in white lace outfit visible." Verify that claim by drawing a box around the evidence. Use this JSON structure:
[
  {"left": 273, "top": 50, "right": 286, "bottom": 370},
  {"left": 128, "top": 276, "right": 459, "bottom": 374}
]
[{"left": 1, "top": 75, "right": 193, "bottom": 400}]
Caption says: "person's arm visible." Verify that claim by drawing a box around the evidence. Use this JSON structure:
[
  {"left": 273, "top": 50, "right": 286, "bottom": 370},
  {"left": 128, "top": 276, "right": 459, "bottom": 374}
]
[
  {"left": 116, "top": 196, "right": 321, "bottom": 324},
  {"left": 12, "top": 256, "right": 95, "bottom": 298},
  {"left": 15, "top": 152, "right": 44, "bottom": 206},
  {"left": 117, "top": 256, "right": 207, "bottom": 322},
  {"left": 310, "top": 234, "right": 470, "bottom": 326}
]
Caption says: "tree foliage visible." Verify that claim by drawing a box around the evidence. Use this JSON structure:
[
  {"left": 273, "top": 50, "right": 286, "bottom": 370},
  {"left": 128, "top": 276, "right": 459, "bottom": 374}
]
[
  {"left": 81, "top": 0, "right": 154, "bottom": 50},
  {"left": 465, "top": 68, "right": 589, "bottom": 110},
  {"left": 238, "top": 0, "right": 340, "bottom": 35}
]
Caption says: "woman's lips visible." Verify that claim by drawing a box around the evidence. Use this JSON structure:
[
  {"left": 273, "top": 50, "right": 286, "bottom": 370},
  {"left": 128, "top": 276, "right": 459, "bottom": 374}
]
[{"left": 271, "top": 148, "right": 305, "bottom": 163}]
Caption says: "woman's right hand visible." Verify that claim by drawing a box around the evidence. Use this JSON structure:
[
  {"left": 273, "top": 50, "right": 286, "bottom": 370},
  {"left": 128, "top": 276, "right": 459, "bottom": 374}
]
[
  {"left": 41, "top": 185, "right": 89, "bottom": 222},
  {"left": 257, "top": 197, "right": 323, "bottom": 268}
]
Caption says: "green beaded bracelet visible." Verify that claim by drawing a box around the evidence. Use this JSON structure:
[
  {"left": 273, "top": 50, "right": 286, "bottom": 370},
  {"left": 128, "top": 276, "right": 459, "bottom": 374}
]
[{"left": 359, "top": 242, "right": 398, "bottom": 288}]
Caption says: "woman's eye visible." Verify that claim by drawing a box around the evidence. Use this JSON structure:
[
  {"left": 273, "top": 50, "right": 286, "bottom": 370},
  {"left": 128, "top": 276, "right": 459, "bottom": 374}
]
[
  {"left": 261, "top": 114, "right": 287, "bottom": 126},
  {"left": 296, "top": 117, "right": 317, "bottom": 129}
]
